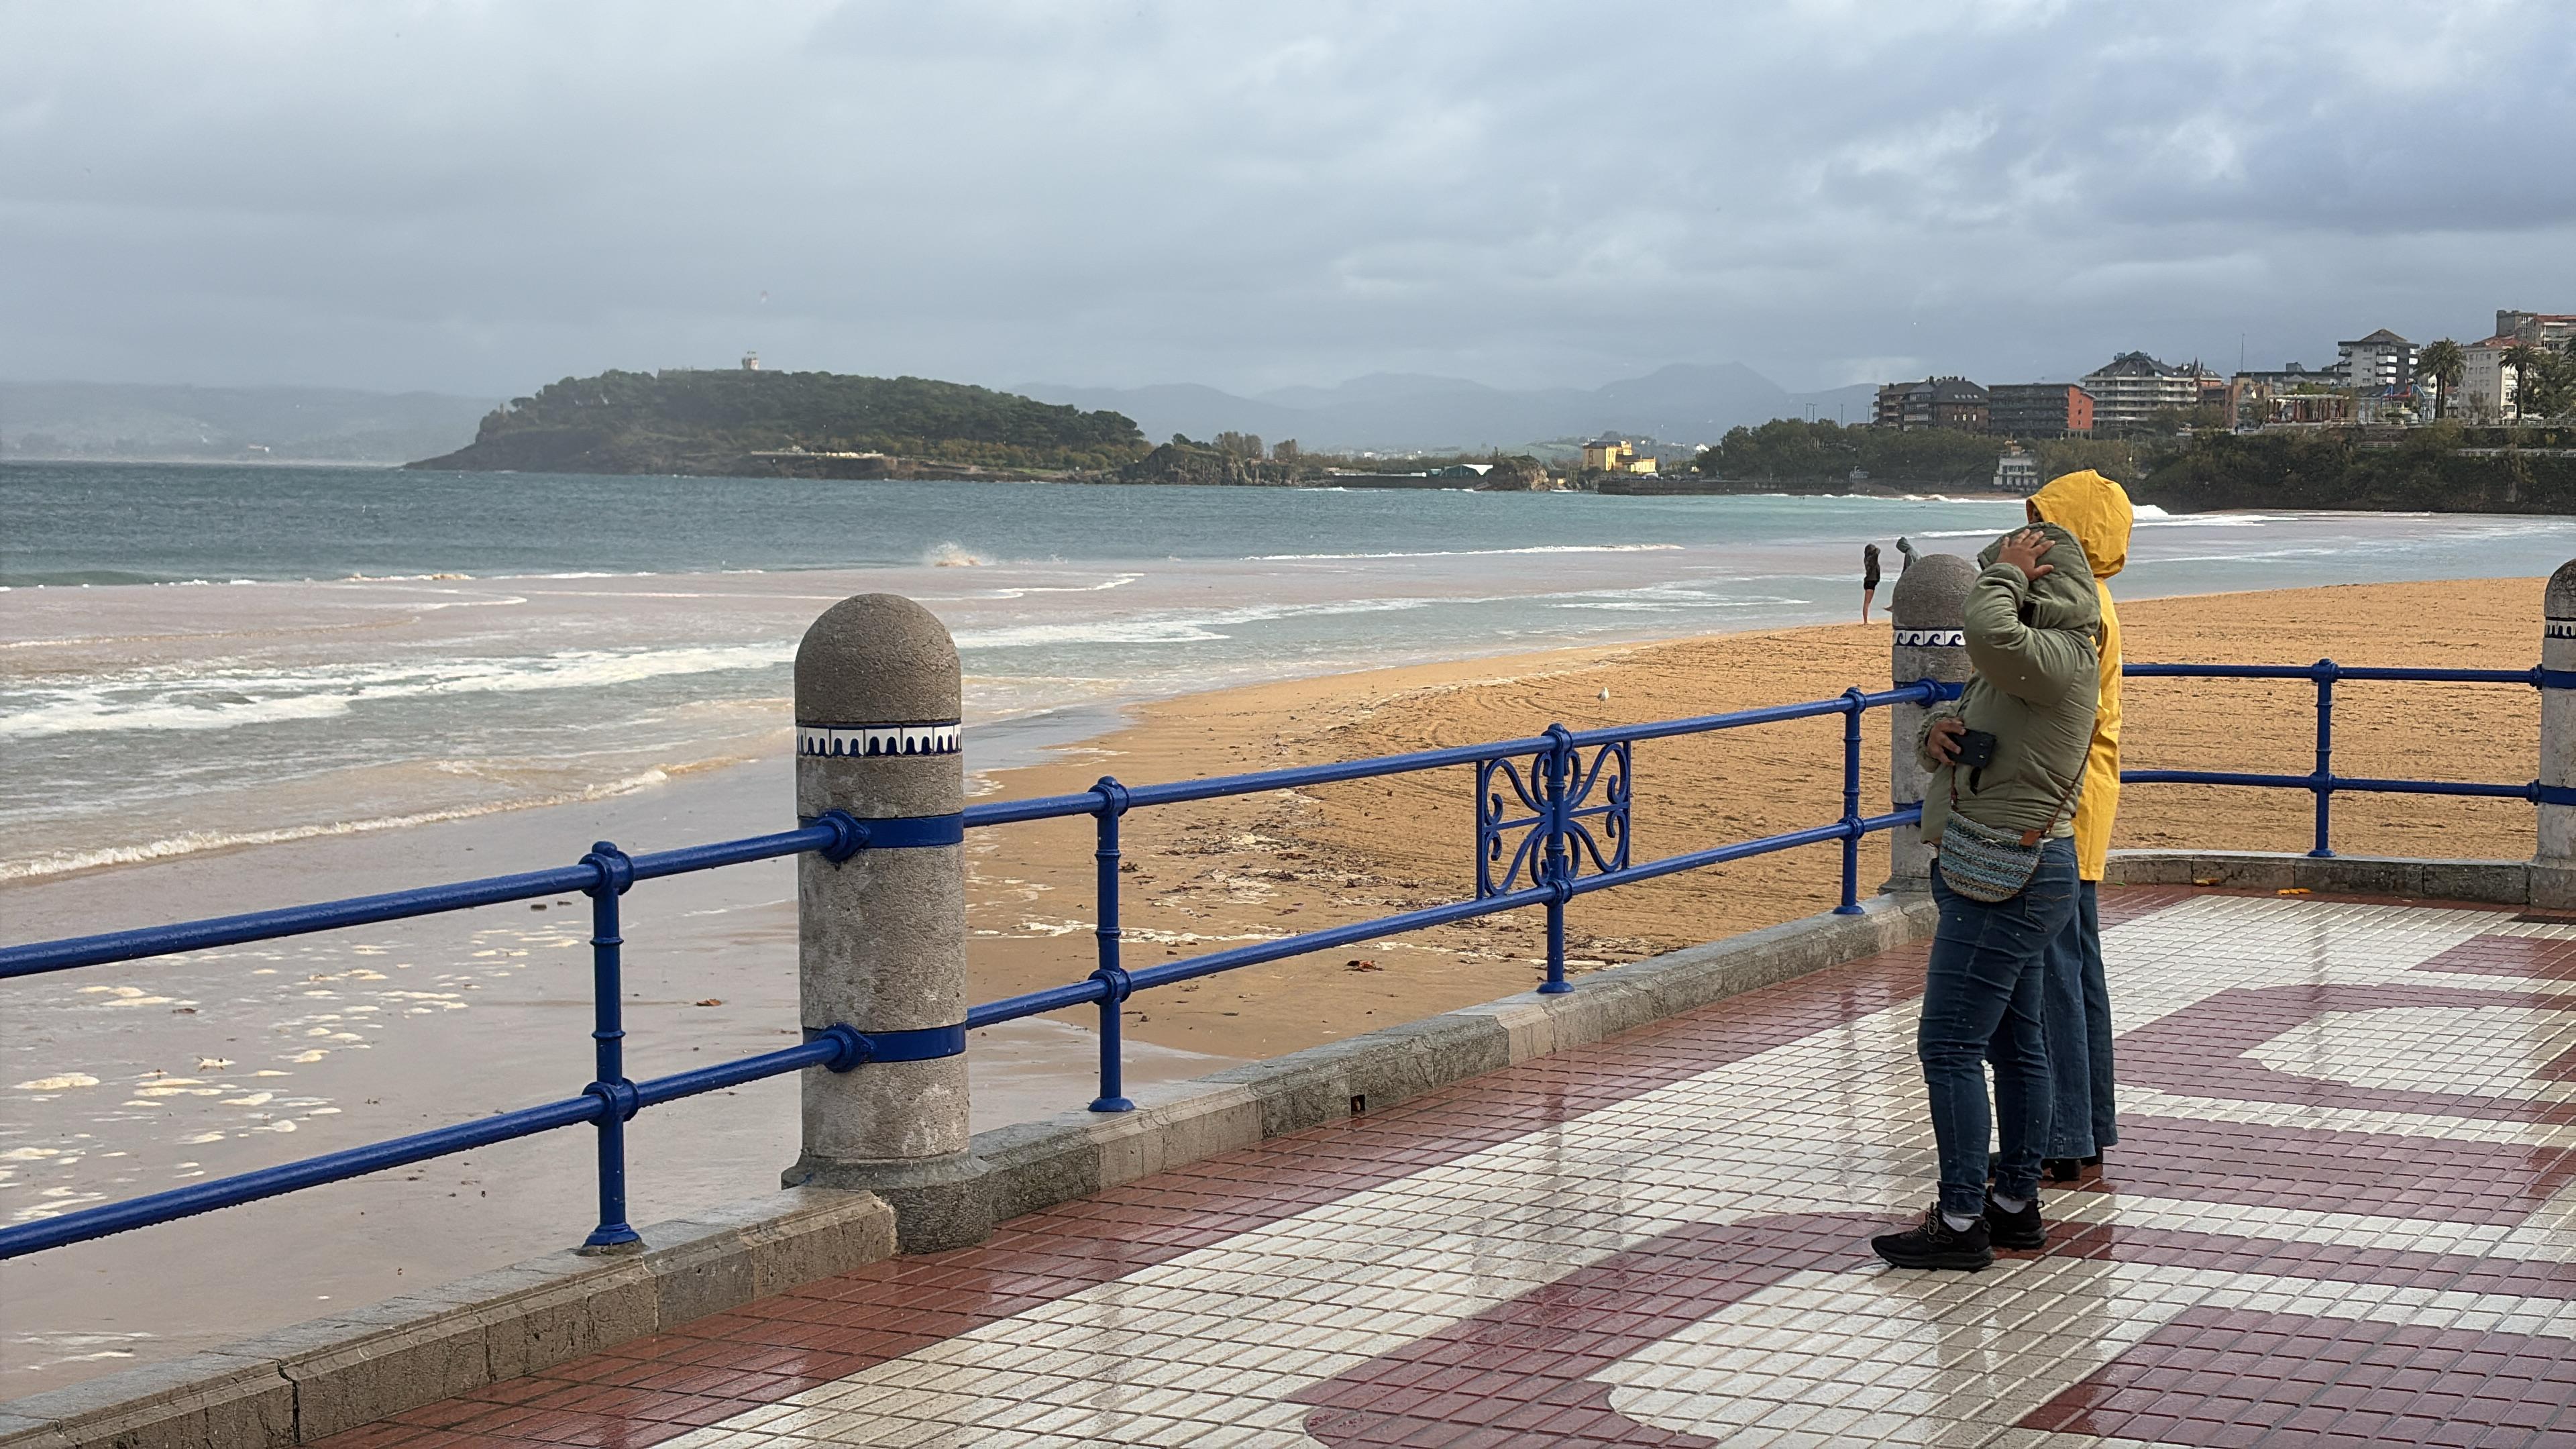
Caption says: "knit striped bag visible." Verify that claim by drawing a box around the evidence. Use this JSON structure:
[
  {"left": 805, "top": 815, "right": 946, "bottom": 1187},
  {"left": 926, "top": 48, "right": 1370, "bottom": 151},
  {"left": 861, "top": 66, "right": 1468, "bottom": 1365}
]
[{"left": 1936, "top": 769, "right": 2079, "bottom": 904}]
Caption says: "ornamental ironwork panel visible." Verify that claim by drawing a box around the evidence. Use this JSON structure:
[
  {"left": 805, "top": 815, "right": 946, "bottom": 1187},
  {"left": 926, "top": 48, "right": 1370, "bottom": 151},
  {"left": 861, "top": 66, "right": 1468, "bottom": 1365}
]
[{"left": 1476, "top": 737, "right": 1631, "bottom": 898}]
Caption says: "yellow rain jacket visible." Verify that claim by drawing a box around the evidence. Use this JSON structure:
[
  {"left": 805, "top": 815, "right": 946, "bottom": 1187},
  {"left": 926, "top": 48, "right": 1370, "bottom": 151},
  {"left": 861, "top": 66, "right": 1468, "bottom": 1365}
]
[{"left": 2027, "top": 470, "right": 2133, "bottom": 881}]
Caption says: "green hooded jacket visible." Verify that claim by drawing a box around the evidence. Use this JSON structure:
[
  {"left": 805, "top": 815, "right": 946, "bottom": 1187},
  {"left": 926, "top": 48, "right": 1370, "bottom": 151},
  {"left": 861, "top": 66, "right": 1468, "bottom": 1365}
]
[{"left": 1915, "top": 521, "right": 2102, "bottom": 848}]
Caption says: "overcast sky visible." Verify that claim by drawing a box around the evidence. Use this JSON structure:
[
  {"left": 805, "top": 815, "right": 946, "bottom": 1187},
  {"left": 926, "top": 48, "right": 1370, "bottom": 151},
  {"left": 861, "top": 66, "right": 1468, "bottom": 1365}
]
[{"left": 4, "top": 1, "right": 2571, "bottom": 399}]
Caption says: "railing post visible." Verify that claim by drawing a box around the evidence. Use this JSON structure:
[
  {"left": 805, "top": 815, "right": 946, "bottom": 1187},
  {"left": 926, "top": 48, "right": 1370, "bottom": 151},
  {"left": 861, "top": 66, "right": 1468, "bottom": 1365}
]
[
  {"left": 2536, "top": 561, "right": 2576, "bottom": 907},
  {"left": 1540, "top": 722, "right": 1574, "bottom": 994},
  {"left": 1088, "top": 777, "right": 1134, "bottom": 1112},
  {"left": 1836, "top": 689, "right": 1866, "bottom": 913},
  {"left": 780, "top": 594, "right": 990, "bottom": 1252},
  {"left": 2310, "top": 659, "right": 2338, "bottom": 858},
  {"left": 1884, "top": 553, "right": 1976, "bottom": 893},
  {"left": 576, "top": 841, "right": 641, "bottom": 1254}
]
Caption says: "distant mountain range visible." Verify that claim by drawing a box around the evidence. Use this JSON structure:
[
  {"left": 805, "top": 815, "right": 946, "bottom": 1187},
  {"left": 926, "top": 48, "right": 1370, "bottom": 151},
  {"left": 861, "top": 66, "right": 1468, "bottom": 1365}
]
[
  {"left": 1018, "top": 366, "right": 1880, "bottom": 454},
  {"left": 0, "top": 381, "right": 500, "bottom": 464},
  {"left": 1, "top": 364, "right": 1880, "bottom": 468}
]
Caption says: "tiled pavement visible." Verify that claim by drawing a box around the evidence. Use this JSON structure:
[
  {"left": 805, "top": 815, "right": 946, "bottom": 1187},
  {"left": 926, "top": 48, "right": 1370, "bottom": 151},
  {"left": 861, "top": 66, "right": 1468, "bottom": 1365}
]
[{"left": 321, "top": 888, "right": 2576, "bottom": 1447}]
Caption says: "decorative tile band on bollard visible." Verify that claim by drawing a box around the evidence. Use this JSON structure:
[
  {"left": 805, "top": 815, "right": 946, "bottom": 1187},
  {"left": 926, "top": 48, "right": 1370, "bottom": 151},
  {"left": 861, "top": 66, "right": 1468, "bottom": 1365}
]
[{"left": 5, "top": 558, "right": 2575, "bottom": 1265}]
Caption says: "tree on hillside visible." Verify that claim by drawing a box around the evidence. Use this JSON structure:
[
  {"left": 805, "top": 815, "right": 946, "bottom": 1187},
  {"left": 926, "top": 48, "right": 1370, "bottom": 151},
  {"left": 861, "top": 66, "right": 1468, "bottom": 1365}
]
[
  {"left": 2420, "top": 338, "right": 2465, "bottom": 419},
  {"left": 1214, "top": 431, "right": 1264, "bottom": 458}
]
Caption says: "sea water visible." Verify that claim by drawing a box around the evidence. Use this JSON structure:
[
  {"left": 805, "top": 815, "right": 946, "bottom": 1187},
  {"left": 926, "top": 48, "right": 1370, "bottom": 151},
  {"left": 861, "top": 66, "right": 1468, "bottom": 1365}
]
[{"left": 9, "top": 460, "right": 2576, "bottom": 883}]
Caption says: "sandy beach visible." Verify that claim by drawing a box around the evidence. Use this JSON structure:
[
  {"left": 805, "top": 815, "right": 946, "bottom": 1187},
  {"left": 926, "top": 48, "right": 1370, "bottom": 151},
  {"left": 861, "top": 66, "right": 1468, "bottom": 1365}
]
[
  {"left": 959, "top": 575, "right": 2544, "bottom": 1063},
  {"left": 0, "top": 573, "right": 2550, "bottom": 1393}
]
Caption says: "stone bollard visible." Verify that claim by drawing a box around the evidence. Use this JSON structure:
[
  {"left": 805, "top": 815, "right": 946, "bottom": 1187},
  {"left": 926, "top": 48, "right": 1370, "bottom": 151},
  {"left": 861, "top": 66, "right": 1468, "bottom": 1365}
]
[
  {"left": 1883, "top": 553, "right": 1977, "bottom": 894},
  {"left": 2536, "top": 562, "right": 2576, "bottom": 908},
  {"left": 780, "top": 594, "right": 991, "bottom": 1252}
]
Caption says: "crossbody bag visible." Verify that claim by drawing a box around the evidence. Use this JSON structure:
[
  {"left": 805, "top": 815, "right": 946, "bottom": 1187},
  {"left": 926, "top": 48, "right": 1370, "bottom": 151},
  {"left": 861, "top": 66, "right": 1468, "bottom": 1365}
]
[{"left": 1936, "top": 763, "right": 2080, "bottom": 904}]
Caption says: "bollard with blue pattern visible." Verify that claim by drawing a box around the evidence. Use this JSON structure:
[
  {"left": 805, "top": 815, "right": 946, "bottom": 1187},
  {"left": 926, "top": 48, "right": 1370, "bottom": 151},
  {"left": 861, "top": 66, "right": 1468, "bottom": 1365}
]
[
  {"left": 780, "top": 593, "right": 992, "bottom": 1251},
  {"left": 1883, "top": 553, "right": 1976, "bottom": 894}
]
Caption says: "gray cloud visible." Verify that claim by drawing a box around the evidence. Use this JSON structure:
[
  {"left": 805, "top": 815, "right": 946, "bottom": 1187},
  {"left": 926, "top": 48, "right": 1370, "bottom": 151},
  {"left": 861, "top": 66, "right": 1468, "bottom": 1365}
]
[{"left": 3, "top": 0, "right": 2569, "bottom": 398}]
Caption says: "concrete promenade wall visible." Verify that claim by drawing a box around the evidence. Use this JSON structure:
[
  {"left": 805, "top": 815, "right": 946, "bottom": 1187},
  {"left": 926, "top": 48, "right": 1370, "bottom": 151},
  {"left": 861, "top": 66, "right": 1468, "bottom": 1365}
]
[
  {"left": 2106, "top": 849, "right": 2576, "bottom": 906},
  {"left": 1, "top": 895, "right": 1935, "bottom": 1449}
]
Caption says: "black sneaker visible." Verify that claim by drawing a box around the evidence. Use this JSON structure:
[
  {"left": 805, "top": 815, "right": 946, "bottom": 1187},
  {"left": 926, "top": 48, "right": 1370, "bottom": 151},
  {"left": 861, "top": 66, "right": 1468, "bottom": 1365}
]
[
  {"left": 1871, "top": 1205, "right": 1993, "bottom": 1271},
  {"left": 1984, "top": 1193, "right": 2046, "bottom": 1251},
  {"left": 2045, "top": 1157, "right": 2082, "bottom": 1183}
]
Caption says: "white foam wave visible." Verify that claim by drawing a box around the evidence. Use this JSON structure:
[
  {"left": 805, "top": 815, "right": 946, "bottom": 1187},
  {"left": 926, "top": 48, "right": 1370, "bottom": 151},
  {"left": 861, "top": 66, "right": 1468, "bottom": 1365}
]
[
  {"left": 0, "top": 642, "right": 796, "bottom": 741},
  {"left": 1913, "top": 511, "right": 2288, "bottom": 541},
  {"left": 955, "top": 621, "right": 1228, "bottom": 648},
  {"left": 0, "top": 767, "right": 688, "bottom": 882},
  {"left": 924, "top": 541, "right": 993, "bottom": 568},
  {"left": 2135, "top": 513, "right": 2294, "bottom": 529},
  {"left": 953, "top": 596, "right": 1435, "bottom": 651},
  {"left": 1247, "top": 543, "right": 1686, "bottom": 561},
  {"left": 972, "top": 574, "right": 1140, "bottom": 600}
]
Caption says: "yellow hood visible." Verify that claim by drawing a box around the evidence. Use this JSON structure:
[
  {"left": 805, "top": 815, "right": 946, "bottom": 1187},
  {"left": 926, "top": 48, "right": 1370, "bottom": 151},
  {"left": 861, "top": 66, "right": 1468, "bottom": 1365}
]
[{"left": 2029, "top": 469, "right": 2132, "bottom": 580}]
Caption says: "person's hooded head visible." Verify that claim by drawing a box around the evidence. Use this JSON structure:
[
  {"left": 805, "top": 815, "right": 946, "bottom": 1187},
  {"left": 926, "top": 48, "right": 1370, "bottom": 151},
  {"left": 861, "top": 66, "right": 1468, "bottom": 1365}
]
[{"left": 2025, "top": 470, "right": 2133, "bottom": 584}]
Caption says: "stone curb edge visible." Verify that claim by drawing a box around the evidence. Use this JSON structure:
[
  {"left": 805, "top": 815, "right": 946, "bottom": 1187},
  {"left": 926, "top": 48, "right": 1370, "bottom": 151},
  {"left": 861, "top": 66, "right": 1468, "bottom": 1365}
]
[
  {"left": 2, "top": 894, "right": 1935, "bottom": 1449},
  {"left": 2104, "top": 849, "right": 2576, "bottom": 907}
]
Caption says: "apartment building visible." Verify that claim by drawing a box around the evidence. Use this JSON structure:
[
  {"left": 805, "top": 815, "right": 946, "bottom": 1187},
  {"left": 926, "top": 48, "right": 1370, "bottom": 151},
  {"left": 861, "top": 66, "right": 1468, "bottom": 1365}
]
[
  {"left": 2335, "top": 329, "right": 2417, "bottom": 392},
  {"left": 2498, "top": 311, "right": 2576, "bottom": 348},
  {"left": 2079, "top": 352, "right": 2210, "bottom": 430},
  {"left": 1986, "top": 382, "right": 2095, "bottom": 437},
  {"left": 1873, "top": 377, "right": 1989, "bottom": 431}
]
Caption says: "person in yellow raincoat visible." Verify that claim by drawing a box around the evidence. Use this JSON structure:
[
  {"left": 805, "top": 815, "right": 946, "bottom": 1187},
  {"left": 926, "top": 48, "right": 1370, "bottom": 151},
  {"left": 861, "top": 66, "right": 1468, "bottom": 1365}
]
[{"left": 2025, "top": 469, "right": 2131, "bottom": 1181}]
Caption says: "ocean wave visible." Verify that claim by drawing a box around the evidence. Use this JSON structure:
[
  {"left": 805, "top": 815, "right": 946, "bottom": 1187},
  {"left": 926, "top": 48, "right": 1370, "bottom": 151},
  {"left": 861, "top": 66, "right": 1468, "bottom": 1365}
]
[
  {"left": 1246, "top": 543, "right": 1686, "bottom": 561},
  {"left": 2151, "top": 546, "right": 2343, "bottom": 564},
  {"left": 1913, "top": 511, "right": 2291, "bottom": 541},
  {"left": 953, "top": 596, "right": 1436, "bottom": 650},
  {"left": 0, "top": 765, "right": 715, "bottom": 882},
  {"left": 0, "top": 641, "right": 797, "bottom": 741},
  {"left": 955, "top": 620, "right": 1229, "bottom": 648},
  {"left": 924, "top": 541, "right": 992, "bottom": 568}
]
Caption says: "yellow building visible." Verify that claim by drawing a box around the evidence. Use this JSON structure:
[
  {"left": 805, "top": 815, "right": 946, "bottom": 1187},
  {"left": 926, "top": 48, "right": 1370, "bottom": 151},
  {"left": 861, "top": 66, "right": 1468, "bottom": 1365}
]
[{"left": 1580, "top": 437, "right": 1658, "bottom": 475}]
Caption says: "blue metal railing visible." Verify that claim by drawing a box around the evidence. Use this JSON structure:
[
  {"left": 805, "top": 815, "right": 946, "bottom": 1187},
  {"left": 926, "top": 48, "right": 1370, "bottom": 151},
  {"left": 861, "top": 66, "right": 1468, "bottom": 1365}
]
[
  {"left": 2120, "top": 659, "right": 2546, "bottom": 858},
  {"left": 0, "top": 657, "right": 2550, "bottom": 1263},
  {"left": 0, "top": 682, "right": 1935, "bottom": 1262}
]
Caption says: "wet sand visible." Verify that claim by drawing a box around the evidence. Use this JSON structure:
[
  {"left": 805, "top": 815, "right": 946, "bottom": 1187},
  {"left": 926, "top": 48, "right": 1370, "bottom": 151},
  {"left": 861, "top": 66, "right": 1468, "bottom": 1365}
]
[{"left": 1, "top": 574, "right": 2547, "bottom": 1395}]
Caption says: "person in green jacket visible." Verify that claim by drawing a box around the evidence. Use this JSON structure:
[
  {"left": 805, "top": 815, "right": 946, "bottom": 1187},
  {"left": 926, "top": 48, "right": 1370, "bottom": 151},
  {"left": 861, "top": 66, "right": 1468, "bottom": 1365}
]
[{"left": 1872, "top": 522, "right": 2100, "bottom": 1272}]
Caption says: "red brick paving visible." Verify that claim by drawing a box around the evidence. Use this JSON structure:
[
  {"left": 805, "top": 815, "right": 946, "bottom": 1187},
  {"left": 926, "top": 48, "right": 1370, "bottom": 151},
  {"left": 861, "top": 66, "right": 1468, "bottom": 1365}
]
[{"left": 303, "top": 888, "right": 2576, "bottom": 1449}]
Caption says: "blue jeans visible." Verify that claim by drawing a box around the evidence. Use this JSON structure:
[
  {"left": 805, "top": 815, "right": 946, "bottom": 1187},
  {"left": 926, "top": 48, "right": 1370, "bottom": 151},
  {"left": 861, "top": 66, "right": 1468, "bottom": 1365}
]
[
  {"left": 2041, "top": 881, "right": 2118, "bottom": 1159},
  {"left": 1921, "top": 838, "right": 2078, "bottom": 1218}
]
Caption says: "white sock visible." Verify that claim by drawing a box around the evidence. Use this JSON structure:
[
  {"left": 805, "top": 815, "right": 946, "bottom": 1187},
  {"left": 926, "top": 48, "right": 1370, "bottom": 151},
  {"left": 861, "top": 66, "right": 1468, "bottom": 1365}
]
[
  {"left": 1990, "top": 1192, "right": 2030, "bottom": 1214},
  {"left": 1941, "top": 1211, "right": 1978, "bottom": 1232}
]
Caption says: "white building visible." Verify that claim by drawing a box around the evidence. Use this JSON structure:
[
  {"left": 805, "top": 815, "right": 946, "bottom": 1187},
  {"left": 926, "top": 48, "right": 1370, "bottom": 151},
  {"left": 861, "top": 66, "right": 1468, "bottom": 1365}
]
[
  {"left": 2461, "top": 334, "right": 2522, "bottom": 421},
  {"left": 2336, "top": 329, "right": 2416, "bottom": 392},
  {"left": 1992, "top": 449, "right": 2040, "bottom": 496},
  {"left": 2079, "top": 352, "right": 2208, "bottom": 429}
]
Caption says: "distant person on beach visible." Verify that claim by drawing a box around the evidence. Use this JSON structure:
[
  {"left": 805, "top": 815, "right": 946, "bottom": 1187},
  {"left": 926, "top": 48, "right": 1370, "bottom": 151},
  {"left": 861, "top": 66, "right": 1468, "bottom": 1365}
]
[
  {"left": 1872, "top": 519, "right": 2100, "bottom": 1272},
  {"left": 1862, "top": 543, "right": 1883, "bottom": 621},
  {"left": 2026, "top": 470, "right": 2133, "bottom": 1183},
  {"left": 1896, "top": 537, "right": 1918, "bottom": 574}
]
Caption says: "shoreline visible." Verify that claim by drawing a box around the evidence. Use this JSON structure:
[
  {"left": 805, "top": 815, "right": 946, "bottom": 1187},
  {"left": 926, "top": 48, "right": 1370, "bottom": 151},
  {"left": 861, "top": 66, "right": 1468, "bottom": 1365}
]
[{"left": 0, "top": 546, "right": 2531, "bottom": 892}]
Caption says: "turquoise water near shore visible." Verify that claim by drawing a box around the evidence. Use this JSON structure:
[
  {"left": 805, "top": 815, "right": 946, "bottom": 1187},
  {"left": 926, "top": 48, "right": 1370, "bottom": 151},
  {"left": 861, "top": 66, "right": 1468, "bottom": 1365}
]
[{"left": 8, "top": 460, "right": 2576, "bottom": 882}]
